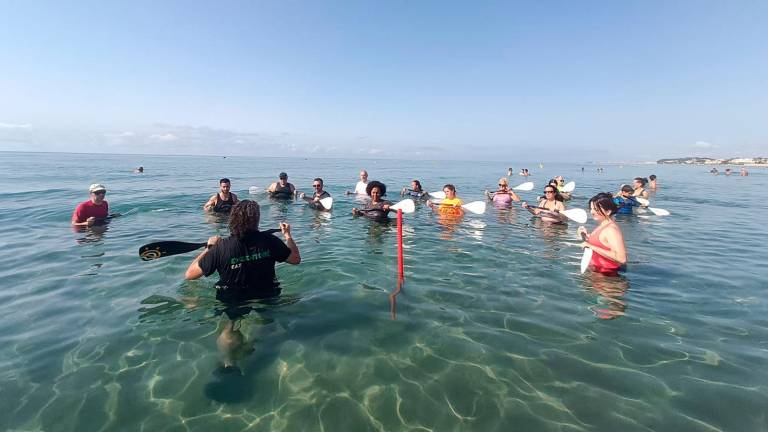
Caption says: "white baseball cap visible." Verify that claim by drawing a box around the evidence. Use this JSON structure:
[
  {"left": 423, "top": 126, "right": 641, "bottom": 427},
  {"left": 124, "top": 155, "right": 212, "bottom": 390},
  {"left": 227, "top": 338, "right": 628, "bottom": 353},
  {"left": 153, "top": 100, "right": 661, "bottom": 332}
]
[{"left": 89, "top": 183, "right": 107, "bottom": 193}]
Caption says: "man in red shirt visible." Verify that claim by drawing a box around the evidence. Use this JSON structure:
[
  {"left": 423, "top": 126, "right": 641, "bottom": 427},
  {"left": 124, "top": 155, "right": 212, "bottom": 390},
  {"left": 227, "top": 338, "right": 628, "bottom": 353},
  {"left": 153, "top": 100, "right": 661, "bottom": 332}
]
[{"left": 72, "top": 184, "right": 109, "bottom": 227}]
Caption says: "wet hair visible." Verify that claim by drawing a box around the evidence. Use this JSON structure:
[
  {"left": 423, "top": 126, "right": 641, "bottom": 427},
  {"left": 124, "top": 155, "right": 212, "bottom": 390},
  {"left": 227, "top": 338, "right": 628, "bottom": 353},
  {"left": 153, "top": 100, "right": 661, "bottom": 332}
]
[
  {"left": 366, "top": 180, "right": 386, "bottom": 196},
  {"left": 443, "top": 184, "right": 456, "bottom": 193},
  {"left": 313, "top": 177, "right": 323, "bottom": 185},
  {"left": 412, "top": 180, "right": 423, "bottom": 191},
  {"left": 229, "top": 200, "right": 261, "bottom": 238},
  {"left": 589, "top": 192, "right": 618, "bottom": 217},
  {"left": 633, "top": 177, "right": 647, "bottom": 186},
  {"left": 649, "top": 174, "right": 657, "bottom": 181},
  {"left": 220, "top": 178, "right": 231, "bottom": 185}
]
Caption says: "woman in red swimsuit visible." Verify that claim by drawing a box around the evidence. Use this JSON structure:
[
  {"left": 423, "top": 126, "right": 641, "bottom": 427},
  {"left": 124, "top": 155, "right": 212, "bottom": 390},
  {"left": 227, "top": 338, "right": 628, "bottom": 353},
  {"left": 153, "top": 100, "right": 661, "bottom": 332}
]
[{"left": 578, "top": 193, "right": 627, "bottom": 275}]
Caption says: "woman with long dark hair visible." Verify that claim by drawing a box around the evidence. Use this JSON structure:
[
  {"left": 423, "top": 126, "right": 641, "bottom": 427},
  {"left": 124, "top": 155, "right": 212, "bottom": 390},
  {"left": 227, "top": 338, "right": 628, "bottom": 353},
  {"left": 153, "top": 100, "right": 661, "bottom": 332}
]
[{"left": 578, "top": 193, "right": 627, "bottom": 275}]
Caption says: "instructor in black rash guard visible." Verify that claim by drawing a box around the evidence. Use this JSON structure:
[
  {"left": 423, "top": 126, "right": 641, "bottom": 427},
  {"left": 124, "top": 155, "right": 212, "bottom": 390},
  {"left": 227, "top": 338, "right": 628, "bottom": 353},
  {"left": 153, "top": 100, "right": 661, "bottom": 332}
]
[
  {"left": 352, "top": 180, "right": 392, "bottom": 222},
  {"left": 267, "top": 172, "right": 296, "bottom": 199},
  {"left": 185, "top": 200, "right": 301, "bottom": 303},
  {"left": 299, "top": 177, "right": 331, "bottom": 211}
]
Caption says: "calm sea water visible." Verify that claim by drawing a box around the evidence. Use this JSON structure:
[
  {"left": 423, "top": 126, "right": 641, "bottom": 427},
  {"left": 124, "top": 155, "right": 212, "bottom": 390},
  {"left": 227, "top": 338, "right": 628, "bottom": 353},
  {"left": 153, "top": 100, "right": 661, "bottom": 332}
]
[{"left": 1, "top": 151, "right": 766, "bottom": 431}]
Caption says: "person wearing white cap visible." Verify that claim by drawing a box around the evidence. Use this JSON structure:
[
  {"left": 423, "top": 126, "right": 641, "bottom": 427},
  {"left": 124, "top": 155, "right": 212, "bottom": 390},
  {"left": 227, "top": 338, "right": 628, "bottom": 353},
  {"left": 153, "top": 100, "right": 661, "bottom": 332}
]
[{"left": 72, "top": 184, "right": 109, "bottom": 227}]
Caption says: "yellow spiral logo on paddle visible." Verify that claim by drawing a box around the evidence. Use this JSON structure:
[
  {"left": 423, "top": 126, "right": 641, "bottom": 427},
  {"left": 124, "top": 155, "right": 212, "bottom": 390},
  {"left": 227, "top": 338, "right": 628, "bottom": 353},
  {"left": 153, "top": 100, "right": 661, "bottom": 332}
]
[{"left": 140, "top": 248, "right": 162, "bottom": 261}]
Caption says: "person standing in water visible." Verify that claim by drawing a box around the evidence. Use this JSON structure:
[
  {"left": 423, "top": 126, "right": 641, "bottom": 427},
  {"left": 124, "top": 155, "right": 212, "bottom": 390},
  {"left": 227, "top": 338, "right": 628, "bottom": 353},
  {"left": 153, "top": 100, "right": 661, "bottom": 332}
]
[
  {"left": 632, "top": 177, "right": 650, "bottom": 199},
  {"left": 346, "top": 170, "right": 369, "bottom": 195},
  {"left": 72, "top": 183, "right": 110, "bottom": 227},
  {"left": 522, "top": 185, "right": 567, "bottom": 224},
  {"left": 428, "top": 184, "right": 464, "bottom": 216},
  {"left": 579, "top": 193, "right": 627, "bottom": 275},
  {"left": 204, "top": 178, "right": 239, "bottom": 213},
  {"left": 740, "top": 167, "right": 749, "bottom": 176},
  {"left": 648, "top": 174, "right": 658, "bottom": 189},
  {"left": 186, "top": 200, "right": 301, "bottom": 301},
  {"left": 267, "top": 172, "right": 297, "bottom": 199},
  {"left": 352, "top": 180, "right": 392, "bottom": 221},
  {"left": 401, "top": 179, "right": 428, "bottom": 199},
  {"left": 299, "top": 178, "right": 331, "bottom": 211},
  {"left": 485, "top": 178, "right": 520, "bottom": 208}
]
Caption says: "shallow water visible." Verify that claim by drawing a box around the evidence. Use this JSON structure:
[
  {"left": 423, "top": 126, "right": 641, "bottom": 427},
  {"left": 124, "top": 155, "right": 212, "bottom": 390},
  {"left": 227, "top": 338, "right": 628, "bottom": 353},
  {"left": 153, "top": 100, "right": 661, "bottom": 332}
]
[{"left": 1, "top": 152, "right": 766, "bottom": 431}]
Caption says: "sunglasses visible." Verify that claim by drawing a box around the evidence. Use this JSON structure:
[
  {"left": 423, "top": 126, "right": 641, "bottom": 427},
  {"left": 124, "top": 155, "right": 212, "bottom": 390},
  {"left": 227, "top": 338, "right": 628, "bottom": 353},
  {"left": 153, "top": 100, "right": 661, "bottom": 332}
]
[
  {"left": 313, "top": 184, "right": 322, "bottom": 188},
  {"left": 92, "top": 191, "right": 106, "bottom": 195},
  {"left": 544, "top": 190, "right": 555, "bottom": 194},
  {"left": 498, "top": 183, "right": 506, "bottom": 186}
]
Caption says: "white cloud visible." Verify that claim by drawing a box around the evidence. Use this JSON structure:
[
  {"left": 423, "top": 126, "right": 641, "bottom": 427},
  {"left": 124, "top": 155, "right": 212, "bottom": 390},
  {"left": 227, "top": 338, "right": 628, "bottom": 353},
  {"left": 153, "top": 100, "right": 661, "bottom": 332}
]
[
  {"left": 0, "top": 122, "right": 31, "bottom": 129},
  {"left": 149, "top": 133, "right": 179, "bottom": 141},
  {"left": 368, "top": 148, "right": 383, "bottom": 155},
  {"left": 693, "top": 141, "right": 719, "bottom": 149}
]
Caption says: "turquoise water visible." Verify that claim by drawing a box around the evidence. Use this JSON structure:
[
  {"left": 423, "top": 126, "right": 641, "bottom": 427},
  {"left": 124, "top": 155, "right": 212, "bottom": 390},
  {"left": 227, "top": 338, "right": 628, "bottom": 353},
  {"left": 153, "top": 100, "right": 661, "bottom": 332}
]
[{"left": 1, "top": 151, "right": 766, "bottom": 431}]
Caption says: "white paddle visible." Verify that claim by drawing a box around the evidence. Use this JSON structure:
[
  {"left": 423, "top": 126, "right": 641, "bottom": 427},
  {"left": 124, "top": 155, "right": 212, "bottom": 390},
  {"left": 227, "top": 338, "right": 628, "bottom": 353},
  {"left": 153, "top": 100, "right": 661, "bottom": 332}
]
[
  {"left": 430, "top": 199, "right": 487, "bottom": 215},
  {"left": 319, "top": 196, "right": 333, "bottom": 210},
  {"left": 530, "top": 206, "right": 588, "bottom": 224},
  {"left": 512, "top": 181, "right": 534, "bottom": 191},
  {"left": 579, "top": 232, "right": 592, "bottom": 274},
  {"left": 249, "top": 186, "right": 260, "bottom": 194},
  {"left": 390, "top": 198, "right": 415, "bottom": 213},
  {"left": 428, "top": 191, "right": 446, "bottom": 199},
  {"left": 562, "top": 181, "right": 576, "bottom": 193},
  {"left": 462, "top": 201, "right": 486, "bottom": 214},
  {"left": 634, "top": 197, "right": 670, "bottom": 216}
]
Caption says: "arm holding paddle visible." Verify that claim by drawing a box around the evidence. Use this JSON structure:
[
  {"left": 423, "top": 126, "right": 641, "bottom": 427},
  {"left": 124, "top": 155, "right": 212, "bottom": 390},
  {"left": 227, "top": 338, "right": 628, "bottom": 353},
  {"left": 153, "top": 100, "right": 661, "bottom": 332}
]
[
  {"left": 281, "top": 222, "right": 301, "bottom": 264},
  {"left": 577, "top": 225, "right": 627, "bottom": 266},
  {"left": 184, "top": 235, "right": 220, "bottom": 280},
  {"left": 203, "top": 194, "right": 217, "bottom": 211}
]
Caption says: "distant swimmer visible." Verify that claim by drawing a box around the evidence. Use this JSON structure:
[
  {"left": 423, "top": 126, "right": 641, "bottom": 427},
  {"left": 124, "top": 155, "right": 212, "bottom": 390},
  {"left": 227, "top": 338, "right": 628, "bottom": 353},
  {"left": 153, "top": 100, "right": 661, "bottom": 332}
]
[
  {"left": 352, "top": 180, "right": 392, "bottom": 222},
  {"left": 519, "top": 168, "right": 531, "bottom": 177},
  {"left": 186, "top": 200, "right": 301, "bottom": 303},
  {"left": 401, "top": 179, "right": 428, "bottom": 199},
  {"left": 485, "top": 178, "right": 520, "bottom": 208},
  {"left": 710, "top": 167, "right": 719, "bottom": 175},
  {"left": 72, "top": 183, "right": 109, "bottom": 227},
  {"left": 428, "top": 184, "right": 464, "bottom": 216},
  {"left": 613, "top": 185, "right": 643, "bottom": 215},
  {"left": 346, "top": 170, "right": 369, "bottom": 195},
  {"left": 299, "top": 177, "right": 331, "bottom": 211},
  {"left": 267, "top": 172, "right": 296, "bottom": 199},
  {"left": 579, "top": 193, "right": 627, "bottom": 275},
  {"left": 740, "top": 167, "right": 749, "bottom": 176},
  {"left": 133, "top": 166, "right": 144, "bottom": 173},
  {"left": 507, "top": 167, "right": 514, "bottom": 177},
  {"left": 724, "top": 168, "right": 732, "bottom": 176},
  {"left": 204, "top": 178, "right": 239, "bottom": 213},
  {"left": 632, "top": 177, "right": 650, "bottom": 199},
  {"left": 521, "top": 185, "right": 566, "bottom": 224},
  {"left": 648, "top": 174, "right": 658, "bottom": 189}
]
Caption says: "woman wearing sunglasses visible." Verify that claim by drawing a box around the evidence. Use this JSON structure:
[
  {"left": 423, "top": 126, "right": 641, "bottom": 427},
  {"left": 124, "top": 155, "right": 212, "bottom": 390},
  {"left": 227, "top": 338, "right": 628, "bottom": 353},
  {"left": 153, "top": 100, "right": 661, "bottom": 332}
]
[
  {"left": 485, "top": 178, "right": 520, "bottom": 208},
  {"left": 521, "top": 185, "right": 567, "bottom": 224}
]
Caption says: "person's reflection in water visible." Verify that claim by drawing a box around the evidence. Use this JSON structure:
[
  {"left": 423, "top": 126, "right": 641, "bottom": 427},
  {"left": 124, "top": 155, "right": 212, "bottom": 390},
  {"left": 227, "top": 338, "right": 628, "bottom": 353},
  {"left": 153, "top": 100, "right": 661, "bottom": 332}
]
[
  {"left": 529, "top": 217, "right": 568, "bottom": 259},
  {"left": 74, "top": 223, "right": 109, "bottom": 244},
  {"left": 583, "top": 272, "right": 630, "bottom": 320}
]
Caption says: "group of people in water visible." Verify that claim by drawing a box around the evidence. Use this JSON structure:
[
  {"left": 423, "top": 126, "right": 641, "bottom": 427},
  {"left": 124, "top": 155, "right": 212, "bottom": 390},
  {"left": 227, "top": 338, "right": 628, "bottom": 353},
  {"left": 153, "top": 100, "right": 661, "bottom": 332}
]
[
  {"left": 70, "top": 167, "right": 672, "bottom": 374},
  {"left": 710, "top": 166, "right": 749, "bottom": 176}
]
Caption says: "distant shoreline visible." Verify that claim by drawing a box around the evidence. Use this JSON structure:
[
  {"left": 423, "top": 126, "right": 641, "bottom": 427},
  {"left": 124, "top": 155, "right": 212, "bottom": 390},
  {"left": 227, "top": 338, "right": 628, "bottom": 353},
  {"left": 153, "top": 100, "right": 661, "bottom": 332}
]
[{"left": 657, "top": 157, "right": 767, "bottom": 167}]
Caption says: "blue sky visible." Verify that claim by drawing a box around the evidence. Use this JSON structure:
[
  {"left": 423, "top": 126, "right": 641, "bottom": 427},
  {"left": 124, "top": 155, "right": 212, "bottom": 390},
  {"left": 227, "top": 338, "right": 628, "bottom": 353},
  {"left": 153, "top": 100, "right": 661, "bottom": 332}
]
[{"left": 1, "top": 0, "right": 766, "bottom": 161}]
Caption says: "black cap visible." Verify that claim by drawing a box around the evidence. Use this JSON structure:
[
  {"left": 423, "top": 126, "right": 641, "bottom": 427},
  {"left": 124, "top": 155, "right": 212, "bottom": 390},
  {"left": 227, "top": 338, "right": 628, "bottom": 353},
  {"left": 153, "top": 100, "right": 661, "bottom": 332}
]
[{"left": 279, "top": 172, "right": 288, "bottom": 179}]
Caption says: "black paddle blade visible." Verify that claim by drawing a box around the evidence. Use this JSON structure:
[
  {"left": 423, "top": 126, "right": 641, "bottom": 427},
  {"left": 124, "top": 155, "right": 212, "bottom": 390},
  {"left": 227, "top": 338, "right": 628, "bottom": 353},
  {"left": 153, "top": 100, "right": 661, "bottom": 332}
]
[{"left": 139, "top": 241, "right": 207, "bottom": 261}]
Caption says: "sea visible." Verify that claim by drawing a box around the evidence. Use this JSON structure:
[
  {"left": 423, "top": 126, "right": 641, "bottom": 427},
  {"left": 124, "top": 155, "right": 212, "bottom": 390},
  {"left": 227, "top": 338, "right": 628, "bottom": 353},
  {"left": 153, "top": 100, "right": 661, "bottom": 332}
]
[{"left": 1, "top": 151, "right": 766, "bottom": 431}]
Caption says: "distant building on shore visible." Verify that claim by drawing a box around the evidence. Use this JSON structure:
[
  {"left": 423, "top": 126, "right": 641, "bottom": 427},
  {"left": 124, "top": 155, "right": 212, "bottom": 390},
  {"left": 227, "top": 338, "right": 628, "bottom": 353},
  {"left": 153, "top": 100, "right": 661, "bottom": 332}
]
[{"left": 657, "top": 157, "right": 767, "bottom": 166}]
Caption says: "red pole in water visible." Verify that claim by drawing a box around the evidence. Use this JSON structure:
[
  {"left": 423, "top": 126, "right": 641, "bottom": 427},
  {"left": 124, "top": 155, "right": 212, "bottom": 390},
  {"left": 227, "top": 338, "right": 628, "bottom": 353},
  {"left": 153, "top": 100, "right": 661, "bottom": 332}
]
[{"left": 397, "top": 209, "right": 404, "bottom": 281}]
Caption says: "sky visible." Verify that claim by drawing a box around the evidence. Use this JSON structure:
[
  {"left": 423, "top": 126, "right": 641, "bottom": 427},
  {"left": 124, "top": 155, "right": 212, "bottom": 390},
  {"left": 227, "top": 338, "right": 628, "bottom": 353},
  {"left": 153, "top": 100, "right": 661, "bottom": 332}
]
[{"left": 1, "top": 0, "right": 766, "bottom": 161}]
